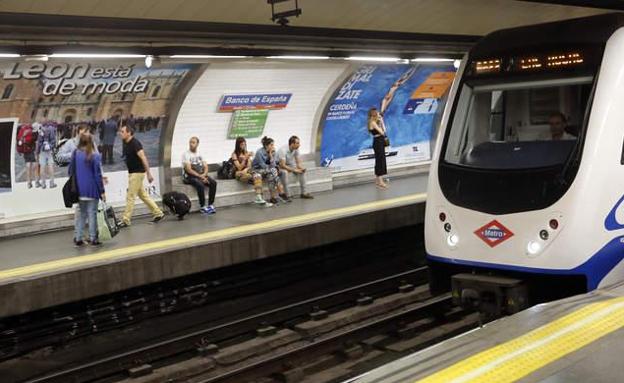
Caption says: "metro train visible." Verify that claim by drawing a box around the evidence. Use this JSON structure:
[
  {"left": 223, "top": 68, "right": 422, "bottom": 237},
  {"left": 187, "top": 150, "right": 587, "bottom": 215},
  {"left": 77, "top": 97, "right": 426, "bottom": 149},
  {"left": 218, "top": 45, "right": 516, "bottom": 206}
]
[{"left": 425, "top": 14, "right": 624, "bottom": 315}]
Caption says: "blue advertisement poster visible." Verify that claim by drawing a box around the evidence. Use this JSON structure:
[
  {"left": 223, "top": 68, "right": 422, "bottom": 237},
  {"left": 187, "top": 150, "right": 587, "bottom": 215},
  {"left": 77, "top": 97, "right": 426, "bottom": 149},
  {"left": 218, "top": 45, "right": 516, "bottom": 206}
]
[{"left": 319, "top": 64, "right": 455, "bottom": 172}]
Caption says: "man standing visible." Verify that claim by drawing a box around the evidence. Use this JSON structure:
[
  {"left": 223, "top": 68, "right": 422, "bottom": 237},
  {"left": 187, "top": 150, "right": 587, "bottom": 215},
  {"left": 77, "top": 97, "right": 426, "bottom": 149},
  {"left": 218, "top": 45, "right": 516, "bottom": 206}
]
[
  {"left": 278, "top": 136, "right": 313, "bottom": 200},
  {"left": 182, "top": 137, "right": 217, "bottom": 214},
  {"left": 118, "top": 125, "right": 164, "bottom": 227},
  {"left": 36, "top": 122, "right": 57, "bottom": 189},
  {"left": 101, "top": 116, "right": 118, "bottom": 164}
]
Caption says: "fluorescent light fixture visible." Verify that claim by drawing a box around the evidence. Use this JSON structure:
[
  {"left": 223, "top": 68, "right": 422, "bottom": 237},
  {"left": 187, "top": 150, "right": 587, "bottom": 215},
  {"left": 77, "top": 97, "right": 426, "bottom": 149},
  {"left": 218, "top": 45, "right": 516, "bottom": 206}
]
[
  {"left": 169, "top": 55, "right": 248, "bottom": 59},
  {"left": 345, "top": 56, "right": 401, "bottom": 62},
  {"left": 454, "top": 59, "right": 461, "bottom": 69},
  {"left": 50, "top": 53, "right": 146, "bottom": 58},
  {"left": 145, "top": 55, "right": 153, "bottom": 68},
  {"left": 266, "top": 55, "right": 330, "bottom": 60},
  {"left": 0, "top": 53, "right": 20, "bottom": 58},
  {"left": 411, "top": 58, "right": 455, "bottom": 62}
]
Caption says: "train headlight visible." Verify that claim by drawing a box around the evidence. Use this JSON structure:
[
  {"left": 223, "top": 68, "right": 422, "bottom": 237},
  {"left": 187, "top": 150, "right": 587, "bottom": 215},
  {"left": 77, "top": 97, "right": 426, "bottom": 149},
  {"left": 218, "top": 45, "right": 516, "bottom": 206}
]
[
  {"left": 527, "top": 241, "right": 541, "bottom": 255},
  {"left": 447, "top": 234, "right": 459, "bottom": 247},
  {"left": 539, "top": 230, "right": 549, "bottom": 240}
]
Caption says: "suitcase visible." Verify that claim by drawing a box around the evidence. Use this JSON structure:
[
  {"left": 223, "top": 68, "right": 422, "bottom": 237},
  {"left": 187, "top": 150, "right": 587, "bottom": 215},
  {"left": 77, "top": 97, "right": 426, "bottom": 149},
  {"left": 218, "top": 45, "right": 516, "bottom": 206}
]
[{"left": 162, "top": 191, "right": 191, "bottom": 220}]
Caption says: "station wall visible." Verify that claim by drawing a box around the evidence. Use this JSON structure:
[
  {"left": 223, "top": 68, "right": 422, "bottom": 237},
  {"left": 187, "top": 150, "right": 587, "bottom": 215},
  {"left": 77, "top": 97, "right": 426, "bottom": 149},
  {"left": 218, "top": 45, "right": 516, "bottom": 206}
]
[
  {"left": 170, "top": 61, "right": 349, "bottom": 166},
  {"left": 0, "top": 58, "right": 454, "bottom": 220}
]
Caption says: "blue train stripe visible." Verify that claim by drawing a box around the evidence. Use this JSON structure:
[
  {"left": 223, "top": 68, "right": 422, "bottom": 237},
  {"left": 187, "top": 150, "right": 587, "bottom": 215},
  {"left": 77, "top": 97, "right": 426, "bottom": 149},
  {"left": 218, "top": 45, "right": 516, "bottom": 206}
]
[{"left": 427, "top": 235, "right": 624, "bottom": 290}]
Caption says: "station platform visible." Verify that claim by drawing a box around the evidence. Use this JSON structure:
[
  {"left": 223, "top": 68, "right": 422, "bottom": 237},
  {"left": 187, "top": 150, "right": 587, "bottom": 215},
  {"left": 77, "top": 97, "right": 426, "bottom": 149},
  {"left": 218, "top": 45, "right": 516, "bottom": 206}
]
[
  {"left": 351, "top": 281, "right": 624, "bottom": 383},
  {"left": 0, "top": 174, "right": 427, "bottom": 319}
]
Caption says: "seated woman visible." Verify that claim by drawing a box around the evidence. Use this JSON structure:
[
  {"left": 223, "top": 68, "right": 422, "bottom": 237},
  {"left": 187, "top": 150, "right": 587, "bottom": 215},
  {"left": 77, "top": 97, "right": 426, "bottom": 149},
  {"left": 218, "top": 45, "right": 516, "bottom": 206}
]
[
  {"left": 231, "top": 137, "right": 267, "bottom": 205},
  {"left": 252, "top": 136, "right": 288, "bottom": 205}
]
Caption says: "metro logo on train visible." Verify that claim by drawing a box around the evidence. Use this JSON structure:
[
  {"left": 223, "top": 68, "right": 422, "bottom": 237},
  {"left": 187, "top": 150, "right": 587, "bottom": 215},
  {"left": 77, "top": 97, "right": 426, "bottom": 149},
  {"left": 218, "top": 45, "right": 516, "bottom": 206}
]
[{"left": 474, "top": 220, "right": 514, "bottom": 248}]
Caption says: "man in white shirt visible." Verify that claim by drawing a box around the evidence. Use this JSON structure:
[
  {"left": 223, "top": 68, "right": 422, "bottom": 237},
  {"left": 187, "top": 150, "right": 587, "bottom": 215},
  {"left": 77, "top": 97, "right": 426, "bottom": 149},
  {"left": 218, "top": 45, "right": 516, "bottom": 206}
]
[
  {"left": 278, "top": 136, "right": 313, "bottom": 200},
  {"left": 182, "top": 137, "right": 217, "bottom": 214},
  {"left": 544, "top": 112, "right": 576, "bottom": 141}
]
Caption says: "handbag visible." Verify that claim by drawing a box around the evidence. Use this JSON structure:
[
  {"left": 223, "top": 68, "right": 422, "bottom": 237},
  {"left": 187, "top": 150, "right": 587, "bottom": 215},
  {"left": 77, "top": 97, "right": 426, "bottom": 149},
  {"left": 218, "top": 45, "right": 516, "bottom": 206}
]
[
  {"left": 384, "top": 136, "right": 390, "bottom": 147},
  {"left": 97, "top": 201, "right": 119, "bottom": 241},
  {"left": 62, "top": 151, "right": 79, "bottom": 208}
]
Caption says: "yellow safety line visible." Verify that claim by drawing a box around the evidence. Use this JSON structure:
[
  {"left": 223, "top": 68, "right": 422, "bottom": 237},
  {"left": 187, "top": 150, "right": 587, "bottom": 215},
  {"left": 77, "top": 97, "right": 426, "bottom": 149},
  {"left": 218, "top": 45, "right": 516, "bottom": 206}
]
[
  {"left": 0, "top": 193, "right": 426, "bottom": 281},
  {"left": 416, "top": 296, "right": 624, "bottom": 383}
]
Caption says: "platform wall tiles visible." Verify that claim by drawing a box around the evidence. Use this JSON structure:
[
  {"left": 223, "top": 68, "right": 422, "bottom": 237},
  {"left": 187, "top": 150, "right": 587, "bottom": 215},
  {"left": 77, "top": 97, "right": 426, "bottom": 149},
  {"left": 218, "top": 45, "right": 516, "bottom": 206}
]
[{"left": 170, "top": 61, "right": 349, "bottom": 166}]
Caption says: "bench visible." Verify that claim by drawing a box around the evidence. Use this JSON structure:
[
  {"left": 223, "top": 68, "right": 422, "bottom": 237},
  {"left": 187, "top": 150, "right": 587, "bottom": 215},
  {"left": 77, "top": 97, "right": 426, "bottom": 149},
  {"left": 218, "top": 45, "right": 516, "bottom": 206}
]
[{"left": 170, "top": 162, "right": 333, "bottom": 210}]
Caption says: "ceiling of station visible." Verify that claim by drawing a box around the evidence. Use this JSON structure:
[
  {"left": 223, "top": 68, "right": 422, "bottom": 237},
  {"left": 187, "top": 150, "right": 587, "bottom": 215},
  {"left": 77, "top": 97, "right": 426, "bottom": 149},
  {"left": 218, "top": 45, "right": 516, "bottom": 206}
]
[{"left": 0, "top": 0, "right": 610, "bottom": 36}]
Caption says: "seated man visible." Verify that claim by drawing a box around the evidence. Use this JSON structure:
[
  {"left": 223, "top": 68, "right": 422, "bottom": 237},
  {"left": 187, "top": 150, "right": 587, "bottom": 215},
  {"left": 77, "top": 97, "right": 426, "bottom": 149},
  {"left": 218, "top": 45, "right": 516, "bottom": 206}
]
[
  {"left": 278, "top": 135, "right": 314, "bottom": 199},
  {"left": 540, "top": 112, "right": 576, "bottom": 141},
  {"left": 182, "top": 136, "right": 217, "bottom": 214}
]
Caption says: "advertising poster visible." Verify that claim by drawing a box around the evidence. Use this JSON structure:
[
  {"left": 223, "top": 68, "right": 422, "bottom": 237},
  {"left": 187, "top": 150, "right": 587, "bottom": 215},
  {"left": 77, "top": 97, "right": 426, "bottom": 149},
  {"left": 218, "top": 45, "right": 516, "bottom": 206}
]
[
  {"left": 0, "top": 60, "right": 198, "bottom": 218},
  {"left": 319, "top": 64, "right": 455, "bottom": 172}
]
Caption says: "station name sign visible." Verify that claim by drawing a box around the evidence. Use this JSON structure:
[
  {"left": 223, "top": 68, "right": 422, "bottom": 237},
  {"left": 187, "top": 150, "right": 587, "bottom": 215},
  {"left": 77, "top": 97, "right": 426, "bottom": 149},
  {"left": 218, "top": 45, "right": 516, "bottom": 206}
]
[{"left": 218, "top": 93, "right": 292, "bottom": 112}]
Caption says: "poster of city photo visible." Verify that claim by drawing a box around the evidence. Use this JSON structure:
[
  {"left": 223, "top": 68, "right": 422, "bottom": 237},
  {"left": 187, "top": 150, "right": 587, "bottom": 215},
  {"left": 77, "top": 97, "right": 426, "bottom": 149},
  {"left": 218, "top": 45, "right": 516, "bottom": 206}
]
[{"left": 2, "top": 62, "right": 196, "bottom": 184}]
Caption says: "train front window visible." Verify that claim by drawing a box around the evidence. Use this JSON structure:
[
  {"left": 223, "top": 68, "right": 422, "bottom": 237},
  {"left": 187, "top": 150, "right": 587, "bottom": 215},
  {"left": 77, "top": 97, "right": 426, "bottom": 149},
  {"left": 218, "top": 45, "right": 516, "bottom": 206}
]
[
  {"left": 439, "top": 75, "right": 594, "bottom": 214},
  {"left": 444, "top": 77, "right": 593, "bottom": 170}
]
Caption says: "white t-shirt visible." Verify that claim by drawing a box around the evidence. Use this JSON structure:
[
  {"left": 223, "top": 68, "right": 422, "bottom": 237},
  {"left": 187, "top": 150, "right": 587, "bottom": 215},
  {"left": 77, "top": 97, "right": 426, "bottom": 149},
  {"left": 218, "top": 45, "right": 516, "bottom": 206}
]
[
  {"left": 182, "top": 150, "right": 206, "bottom": 177},
  {"left": 277, "top": 145, "right": 299, "bottom": 167}
]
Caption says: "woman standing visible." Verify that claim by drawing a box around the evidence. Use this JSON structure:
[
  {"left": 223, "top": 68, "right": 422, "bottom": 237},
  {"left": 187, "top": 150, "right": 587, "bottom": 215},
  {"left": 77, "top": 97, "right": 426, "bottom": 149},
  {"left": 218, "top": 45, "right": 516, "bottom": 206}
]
[
  {"left": 69, "top": 133, "right": 106, "bottom": 246},
  {"left": 368, "top": 108, "right": 388, "bottom": 188}
]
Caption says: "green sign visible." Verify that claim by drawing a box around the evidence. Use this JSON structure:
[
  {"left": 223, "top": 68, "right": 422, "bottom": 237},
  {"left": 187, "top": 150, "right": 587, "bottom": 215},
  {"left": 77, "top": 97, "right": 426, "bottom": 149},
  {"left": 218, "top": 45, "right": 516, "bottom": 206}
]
[{"left": 227, "top": 109, "right": 269, "bottom": 139}]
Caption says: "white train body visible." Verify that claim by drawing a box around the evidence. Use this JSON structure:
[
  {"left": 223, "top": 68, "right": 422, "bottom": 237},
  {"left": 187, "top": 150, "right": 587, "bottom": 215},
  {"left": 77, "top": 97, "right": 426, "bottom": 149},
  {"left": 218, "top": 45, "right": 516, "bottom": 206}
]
[{"left": 426, "top": 14, "right": 624, "bottom": 295}]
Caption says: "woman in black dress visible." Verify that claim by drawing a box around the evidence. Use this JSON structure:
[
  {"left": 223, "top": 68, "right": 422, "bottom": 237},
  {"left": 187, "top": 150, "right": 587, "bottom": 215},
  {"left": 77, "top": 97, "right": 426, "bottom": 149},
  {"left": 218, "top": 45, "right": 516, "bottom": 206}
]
[{"left": 368, "top": 107, "right": 387, "bottom": 188}]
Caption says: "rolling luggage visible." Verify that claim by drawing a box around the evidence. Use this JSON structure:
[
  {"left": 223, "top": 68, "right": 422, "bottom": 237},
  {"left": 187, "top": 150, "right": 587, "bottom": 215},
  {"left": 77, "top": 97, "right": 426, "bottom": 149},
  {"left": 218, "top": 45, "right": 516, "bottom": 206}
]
[{"left": 162, "top": 191, "right": 191, "bottom": 220}]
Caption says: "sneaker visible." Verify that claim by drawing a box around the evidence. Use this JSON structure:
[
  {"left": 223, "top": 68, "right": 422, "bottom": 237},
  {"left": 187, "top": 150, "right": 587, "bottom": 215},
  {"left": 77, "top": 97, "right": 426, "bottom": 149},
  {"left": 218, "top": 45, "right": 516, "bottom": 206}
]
[
  {"left": 49, "top": 181, "right": 57, "bottom": 189},
  {"left": 74, "top": 239, "right": 85, "bottom": 247},
  {"left": 301, "top": 193, "right": 314, "bottom": 199},
  {"left": 269, "top": 197, "right": 278, "bottom": 205},
  {"left": 152, "top": 214, "right": 165, "bottom": 223},
  {"left": 89, "top": 240, "right": 103, "bottom": 246},
  {"left": 118, "top": 221, "right": 129, "bottom": 228},
  {"left": 27, "top": 181, "right": 32, "bottom": 189},
  {"left": 205, "top": 205, "right": 216, "bottom": 215},
  {"left": 35, "top": 180, "right": 42, "bottom": 188},
  {"left": 41, "top": 182, "right": 46, "bottom": 189},
  {"left": 254, "top": 195, "right": 267, "bottom": 205},
  {"left": 279, "top": 194, "right": 292, "bottom": 203},
  {"left": 199, "top": 206, "right": 209, "bottom": 214}
]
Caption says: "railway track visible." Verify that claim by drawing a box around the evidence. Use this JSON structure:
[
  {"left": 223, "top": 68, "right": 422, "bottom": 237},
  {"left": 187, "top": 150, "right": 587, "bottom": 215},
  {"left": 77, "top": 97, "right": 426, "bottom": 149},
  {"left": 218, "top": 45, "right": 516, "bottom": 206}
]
[{"left": 21, "top": 267, "right": 479, "bottom": 383}]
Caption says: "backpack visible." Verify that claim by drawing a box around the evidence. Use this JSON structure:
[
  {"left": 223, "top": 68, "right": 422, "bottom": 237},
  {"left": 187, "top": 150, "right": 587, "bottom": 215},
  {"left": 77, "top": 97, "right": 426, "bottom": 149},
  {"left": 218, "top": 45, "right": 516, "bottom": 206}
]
[
  {"left": 217, "top": 159, "right": 236, "bottom": 180},
  {"left": 162, "top": 191, "right": 191, "bottom": 220},
  {"left": 16, "top": 125, "right": 35, "bottom": 154}
]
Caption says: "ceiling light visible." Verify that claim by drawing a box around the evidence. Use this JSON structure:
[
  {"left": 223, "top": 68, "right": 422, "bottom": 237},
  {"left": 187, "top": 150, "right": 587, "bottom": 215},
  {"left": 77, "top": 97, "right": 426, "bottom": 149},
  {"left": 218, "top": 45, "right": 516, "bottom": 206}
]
[
  {"left": 266, "top": 55, "right": 330, "bottom": 60},
  {"left": 0, "top": 53, "right": 20, "bottom": 58},
  {"left": 454, "top": 59, "right": 461, "bottom": 69},
  {"left": 411, "top": 58, "right": 455, "bottom": 62},
  {"left": 345, "top": 56, "right": 401, "bottom": 62},
  {"left": 169, "top": 55, "right": 248, "bottom": 59},
  {"left": 50, "top": 53, "right": 146, "bottom": 58}
]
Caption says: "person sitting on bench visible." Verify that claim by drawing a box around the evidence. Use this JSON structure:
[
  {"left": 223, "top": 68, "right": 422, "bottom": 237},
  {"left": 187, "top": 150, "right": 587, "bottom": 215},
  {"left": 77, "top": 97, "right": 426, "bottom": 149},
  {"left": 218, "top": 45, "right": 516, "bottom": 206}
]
[{"left": 182, "top": 136, "right": 217, "bottom": 215}]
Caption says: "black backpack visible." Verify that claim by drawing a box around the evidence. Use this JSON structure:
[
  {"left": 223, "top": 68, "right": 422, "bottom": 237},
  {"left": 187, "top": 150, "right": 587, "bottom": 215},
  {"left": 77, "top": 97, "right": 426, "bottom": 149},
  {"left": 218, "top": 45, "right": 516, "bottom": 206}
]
[
  {"left": 217, "top": 159, "right": 236, "bottom": 180},
  {"left": 162, "top": 191, "right": 191, "bottom": 220}
]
